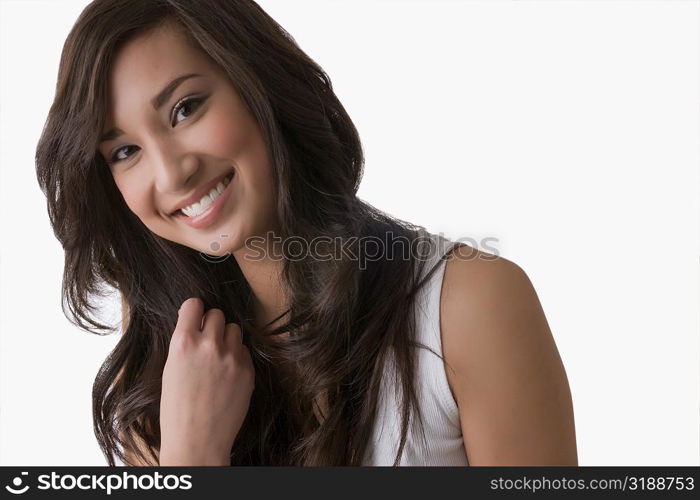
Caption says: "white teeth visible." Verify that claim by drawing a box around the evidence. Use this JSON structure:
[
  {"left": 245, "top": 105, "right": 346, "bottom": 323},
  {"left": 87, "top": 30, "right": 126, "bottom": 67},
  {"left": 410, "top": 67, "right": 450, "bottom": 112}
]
[{"left": 180, "top": 175, "right": 232, "bottom": 217}]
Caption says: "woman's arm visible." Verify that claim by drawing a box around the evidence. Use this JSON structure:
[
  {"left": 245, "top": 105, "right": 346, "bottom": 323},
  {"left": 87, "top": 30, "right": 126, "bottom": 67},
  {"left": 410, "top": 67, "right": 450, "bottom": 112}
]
[
  {"left": 116, "top": 296, "right": 159, "bottom": 466},
  {"left": 119, "top": 423, "right": 158, "bottom": 466},
  {"left": 440, "top": 247, "right": 578, "bottom": 465},
  {"left": 112, "top": 362, "right": 159, "bottom": 466}
]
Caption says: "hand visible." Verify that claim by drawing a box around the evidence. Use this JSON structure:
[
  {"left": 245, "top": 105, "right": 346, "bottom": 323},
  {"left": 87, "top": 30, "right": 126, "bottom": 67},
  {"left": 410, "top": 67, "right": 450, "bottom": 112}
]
[{"left": 159, "top": 298, "right": 255, "bottom": 466}]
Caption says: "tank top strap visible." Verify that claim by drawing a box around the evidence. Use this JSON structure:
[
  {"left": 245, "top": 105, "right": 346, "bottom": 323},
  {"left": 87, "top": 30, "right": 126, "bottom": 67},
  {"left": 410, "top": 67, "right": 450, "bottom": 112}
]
[{"left": 413, "top": 229, "right": 463, "bottom": 415}]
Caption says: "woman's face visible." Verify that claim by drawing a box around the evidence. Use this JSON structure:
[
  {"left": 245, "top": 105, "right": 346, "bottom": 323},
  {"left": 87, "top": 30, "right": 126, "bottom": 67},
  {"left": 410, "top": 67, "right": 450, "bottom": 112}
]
[{"left": 98, "top": 23, "right": 278, "bottom": 256}]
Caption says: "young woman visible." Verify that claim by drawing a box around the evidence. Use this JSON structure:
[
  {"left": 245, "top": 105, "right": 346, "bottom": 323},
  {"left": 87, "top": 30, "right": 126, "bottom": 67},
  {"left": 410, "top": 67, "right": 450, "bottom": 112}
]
[{"left": 35, "top": 0, "right": 577, "bottom": 466}]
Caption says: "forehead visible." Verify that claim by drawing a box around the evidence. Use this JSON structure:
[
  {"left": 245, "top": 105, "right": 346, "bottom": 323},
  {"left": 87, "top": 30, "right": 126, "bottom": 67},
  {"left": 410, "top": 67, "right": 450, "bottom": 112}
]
[{"left": 105, "top": 24, "right": 218, "bottom": 115}]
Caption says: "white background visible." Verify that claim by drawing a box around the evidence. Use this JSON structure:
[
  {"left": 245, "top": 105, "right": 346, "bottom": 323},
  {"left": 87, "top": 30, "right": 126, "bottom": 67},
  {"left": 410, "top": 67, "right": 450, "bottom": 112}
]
[{"left": 1, "top": 0, "right": 698, "bottom": 466}]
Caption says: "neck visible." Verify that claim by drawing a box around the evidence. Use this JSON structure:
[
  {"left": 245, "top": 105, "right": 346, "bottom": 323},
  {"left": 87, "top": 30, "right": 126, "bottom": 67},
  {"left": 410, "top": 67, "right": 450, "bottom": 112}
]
[{"left": 232, "top": 232, "right": 289, "bottom": 331}]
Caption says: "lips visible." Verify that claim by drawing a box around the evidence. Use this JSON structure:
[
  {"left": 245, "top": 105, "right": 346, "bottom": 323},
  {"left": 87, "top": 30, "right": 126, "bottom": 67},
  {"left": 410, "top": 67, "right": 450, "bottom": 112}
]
[
  {"left": 171, "top": 172, "right": 235, "bottom": 229},
  {"left": 168, "top": 170, "right": 235, "bottom": 216}
]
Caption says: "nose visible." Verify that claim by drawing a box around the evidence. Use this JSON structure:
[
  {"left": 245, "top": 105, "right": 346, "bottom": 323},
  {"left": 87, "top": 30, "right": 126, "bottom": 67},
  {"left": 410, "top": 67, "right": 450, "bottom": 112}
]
[{"left": 148, "top": 137, "right": 200, "bottom": 194}]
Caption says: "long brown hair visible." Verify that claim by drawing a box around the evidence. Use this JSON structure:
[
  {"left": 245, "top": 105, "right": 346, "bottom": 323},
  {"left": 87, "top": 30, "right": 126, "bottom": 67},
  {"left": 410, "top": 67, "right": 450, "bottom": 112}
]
[{"left": 35, "top": 0, "right": 458, "bottom": 465}]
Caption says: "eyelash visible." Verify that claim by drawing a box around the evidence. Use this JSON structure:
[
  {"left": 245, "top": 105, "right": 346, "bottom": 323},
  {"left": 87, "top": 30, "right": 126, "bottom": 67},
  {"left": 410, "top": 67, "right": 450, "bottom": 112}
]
[{"left": 108, "top": 95, "right": 206, "bottom": 165}]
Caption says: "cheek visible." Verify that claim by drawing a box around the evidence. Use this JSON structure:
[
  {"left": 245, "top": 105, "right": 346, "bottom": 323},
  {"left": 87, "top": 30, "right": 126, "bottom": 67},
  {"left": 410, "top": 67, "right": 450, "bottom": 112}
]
[
  {"left": 115, "top": 177, "right": 150, "bottom": 217},
  {"left": 199, "top": 107, "right": 253, "bottom": 156}
]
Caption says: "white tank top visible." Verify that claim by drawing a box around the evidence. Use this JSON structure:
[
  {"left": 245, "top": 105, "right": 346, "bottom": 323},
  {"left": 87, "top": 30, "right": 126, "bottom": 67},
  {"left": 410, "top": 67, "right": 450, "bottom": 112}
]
[{"left": 361, "top": 230, "right": 470, "bottom": 466}]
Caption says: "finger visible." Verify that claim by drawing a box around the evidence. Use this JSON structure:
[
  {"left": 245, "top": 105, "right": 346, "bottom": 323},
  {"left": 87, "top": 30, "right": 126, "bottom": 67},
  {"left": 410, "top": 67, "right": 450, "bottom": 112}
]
[
  {"left": 201, "top": 308, "right": 226, "bottom": 348},
  {"left": 174, "top": 297, "right": 204, "bottom": 340},
  {"left": 223, "top": 322, "right": 244, "bottom": 352}
]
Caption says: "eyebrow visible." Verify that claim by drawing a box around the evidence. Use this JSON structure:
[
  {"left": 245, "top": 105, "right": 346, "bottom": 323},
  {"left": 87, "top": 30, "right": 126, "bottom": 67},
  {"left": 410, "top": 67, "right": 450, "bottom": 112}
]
[{"left": 100, "top": 72, "right": 204, "bottom": 143}]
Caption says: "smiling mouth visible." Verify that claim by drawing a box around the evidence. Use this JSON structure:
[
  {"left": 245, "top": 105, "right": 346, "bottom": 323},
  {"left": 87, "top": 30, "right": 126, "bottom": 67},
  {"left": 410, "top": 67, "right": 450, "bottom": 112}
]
[{"left": 169, "top": 171, "right": 235, "bottom": 217}]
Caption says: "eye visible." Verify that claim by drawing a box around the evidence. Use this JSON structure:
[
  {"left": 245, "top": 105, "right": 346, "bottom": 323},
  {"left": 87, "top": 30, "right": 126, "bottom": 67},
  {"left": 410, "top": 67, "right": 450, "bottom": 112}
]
[
  {"left": 109, "top": 145, "right": 139, "bottom": 165},
  {"left": 106, "top": 95, "right": 207, "bottom": 166},
  {"left": 171, "top": 95, "right": 206, "bottom": 126}
]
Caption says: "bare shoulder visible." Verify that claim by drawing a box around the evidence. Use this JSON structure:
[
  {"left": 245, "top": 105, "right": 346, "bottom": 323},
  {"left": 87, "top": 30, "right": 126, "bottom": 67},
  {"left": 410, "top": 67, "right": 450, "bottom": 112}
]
[{"left": 438, "top": 243, "right": 578, "bottom": 465}]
